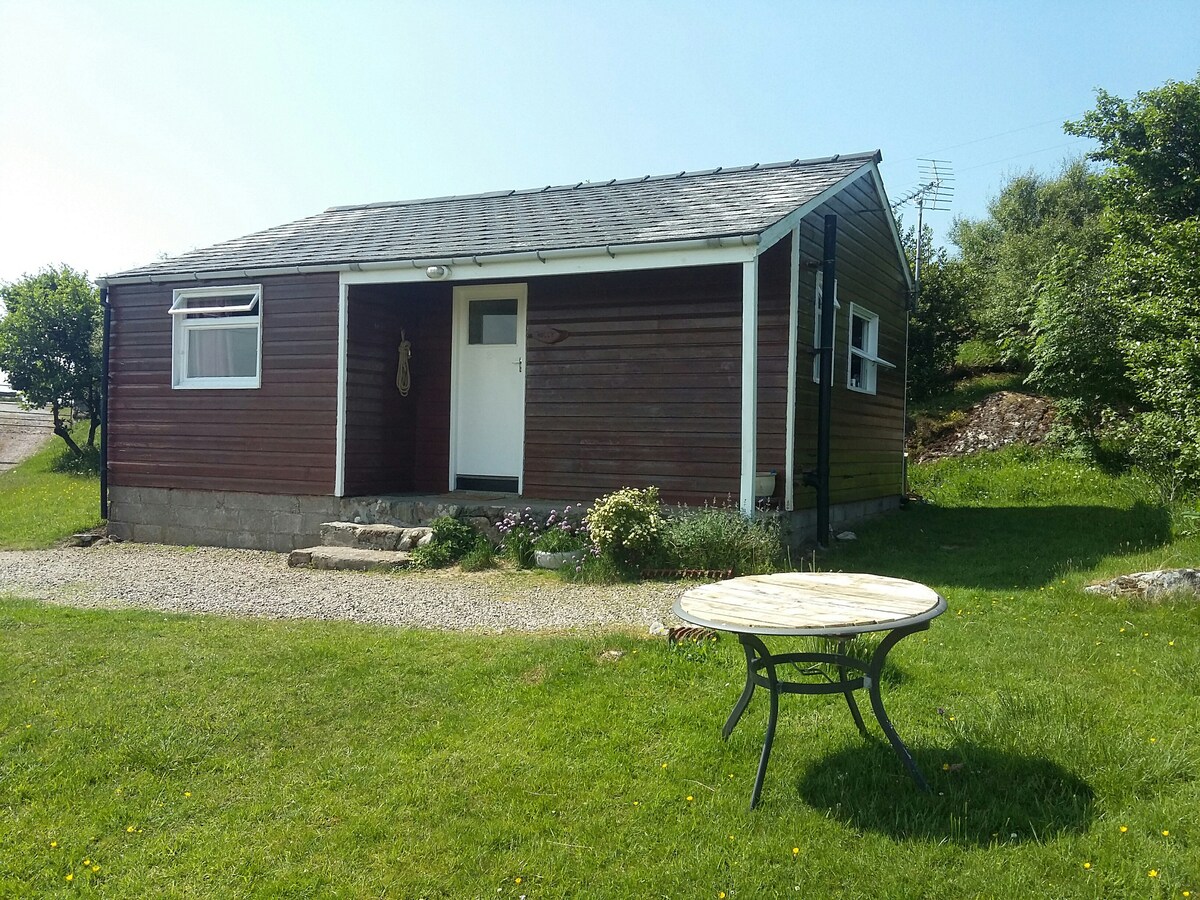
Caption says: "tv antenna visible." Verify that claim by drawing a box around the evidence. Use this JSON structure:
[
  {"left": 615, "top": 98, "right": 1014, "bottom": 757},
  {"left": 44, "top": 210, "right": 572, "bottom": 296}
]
[{"left": 892, "top": 158, "right": 954, "bottom": 309}]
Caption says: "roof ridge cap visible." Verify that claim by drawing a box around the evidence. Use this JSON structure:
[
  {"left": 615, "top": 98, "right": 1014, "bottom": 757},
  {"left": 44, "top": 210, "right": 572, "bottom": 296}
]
[{"left": 325, "top": 150, "right": 880, "bottom": 214}]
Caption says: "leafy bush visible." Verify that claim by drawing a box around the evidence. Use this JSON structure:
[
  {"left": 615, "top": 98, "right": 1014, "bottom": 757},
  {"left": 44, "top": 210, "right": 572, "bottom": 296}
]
[
  {"left": 458, "top": 543, "right": 495, "bottom": 572},
  {"left": 409, "top": 542, "right": 456, "bottom": 570},
  {"left": 429, "top": 516, "right": 481, "bottom": 559},
  {"left": 410, "top": 516, "right": 486, "bottom": 569},
  {"left": 954, "top": 340, "right": 1005, "bottom": 372},
  {"left": 586, "top": 487, "right": 665, "bottom": 572},
  {"left": 661, "top": 503, "right": 782, "bottom": 575}
]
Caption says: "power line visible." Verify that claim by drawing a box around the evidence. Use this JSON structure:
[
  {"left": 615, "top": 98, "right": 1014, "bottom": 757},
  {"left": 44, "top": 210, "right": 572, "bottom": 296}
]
[
  {"left": 956, "top": 139, "right": 1092, "bottom": 173},
  {"left": 890, "top": 116, "right": 1072, "bottom": 168}
]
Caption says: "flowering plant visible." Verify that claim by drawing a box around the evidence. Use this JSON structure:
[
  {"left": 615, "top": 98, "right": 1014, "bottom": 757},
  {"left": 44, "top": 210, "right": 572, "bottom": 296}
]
[
  {"left": 497, "top": 504, "right": 589, "bottom": 567},
  {"left": 586, "top": 486, "right": 665, "bottom": 569}
]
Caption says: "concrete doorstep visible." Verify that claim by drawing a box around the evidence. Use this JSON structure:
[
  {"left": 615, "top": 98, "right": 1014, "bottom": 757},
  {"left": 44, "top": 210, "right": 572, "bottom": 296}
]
[{"left": 287, "top": 521, "right": 433, "bottom": 571}]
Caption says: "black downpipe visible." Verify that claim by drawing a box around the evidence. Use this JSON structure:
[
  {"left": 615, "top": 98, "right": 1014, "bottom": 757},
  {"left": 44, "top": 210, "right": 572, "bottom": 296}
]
[
  {"left": 816, "top": 215, "right": 837, "bottom": 546},
  {"left": 99, "top": 287, "right": 111, "bottom": 520}
]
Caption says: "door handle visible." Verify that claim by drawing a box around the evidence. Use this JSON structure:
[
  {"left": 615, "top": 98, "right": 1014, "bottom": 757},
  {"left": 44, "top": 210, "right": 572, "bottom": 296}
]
[{"left": 514, "top": 357, "right": 523, "bottom": 373}]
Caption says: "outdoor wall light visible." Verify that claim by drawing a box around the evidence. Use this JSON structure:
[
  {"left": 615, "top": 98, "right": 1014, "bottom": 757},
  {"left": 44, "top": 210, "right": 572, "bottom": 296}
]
[{"left": 426, "top": 265, "right": 451, "bottom": 280}]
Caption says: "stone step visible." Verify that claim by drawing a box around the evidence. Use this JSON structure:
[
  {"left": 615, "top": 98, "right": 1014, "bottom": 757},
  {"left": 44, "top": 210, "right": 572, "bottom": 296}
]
[
  {"left": 288, "top": 546, "right": 412, "bottom": 572},
  {"left": 320, "top": 521, "right": 432, "bottom": 551}
]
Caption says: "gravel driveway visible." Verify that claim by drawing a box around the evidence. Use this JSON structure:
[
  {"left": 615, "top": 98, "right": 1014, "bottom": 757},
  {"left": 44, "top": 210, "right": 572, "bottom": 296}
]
[{"left": 0, "top": 543, "right": 686, "bottom": 633}]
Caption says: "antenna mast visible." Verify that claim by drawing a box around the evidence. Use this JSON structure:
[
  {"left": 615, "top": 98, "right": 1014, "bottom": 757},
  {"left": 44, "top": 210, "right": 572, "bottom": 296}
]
[{"left": 892, "top": 158, "right": 954, "bottom": 309}]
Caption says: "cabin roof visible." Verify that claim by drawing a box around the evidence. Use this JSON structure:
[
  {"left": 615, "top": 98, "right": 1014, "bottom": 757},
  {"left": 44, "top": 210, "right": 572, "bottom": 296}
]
[{"left": 104, "top": 151, "right": 882, "bottom": 281}]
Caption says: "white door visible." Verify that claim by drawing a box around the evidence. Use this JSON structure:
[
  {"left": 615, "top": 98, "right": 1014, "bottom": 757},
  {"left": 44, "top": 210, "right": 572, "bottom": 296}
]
[{"left": 451, "top": 284, "right": 527, "bottom": 492}]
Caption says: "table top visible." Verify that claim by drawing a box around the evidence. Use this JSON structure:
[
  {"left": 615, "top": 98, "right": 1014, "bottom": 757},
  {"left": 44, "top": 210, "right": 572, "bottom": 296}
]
[{"left": 674, "top": 572, "right": 947, "bottom": 636}]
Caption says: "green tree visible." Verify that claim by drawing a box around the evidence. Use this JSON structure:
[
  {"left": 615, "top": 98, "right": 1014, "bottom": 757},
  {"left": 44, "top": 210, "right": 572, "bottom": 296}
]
[
  {"left": 950, "top": 159, "right": 1103, "bottom": 363},
  {"left": 901, "top": 222, "right": 970, "bottom": 399},
  {"left": 1031, "top": 74, "right": 1200, "bottom": 497},
  {"left": 1066, "top": 75, "right": 1200, "bottom": 226},
  {"left": 0, "top": 266, "right": 102, "bottom": 457}
]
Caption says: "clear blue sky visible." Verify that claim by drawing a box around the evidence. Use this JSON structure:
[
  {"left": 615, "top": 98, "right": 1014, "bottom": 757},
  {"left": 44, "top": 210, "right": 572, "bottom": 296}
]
[{"left": 1, "top": 0, "right": 1197, "bottom": 286}]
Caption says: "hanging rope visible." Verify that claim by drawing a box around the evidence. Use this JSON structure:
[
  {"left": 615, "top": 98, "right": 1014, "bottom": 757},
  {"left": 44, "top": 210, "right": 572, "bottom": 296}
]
[{"left": 396, "top": 330, "right": 412, "bottom": 397}]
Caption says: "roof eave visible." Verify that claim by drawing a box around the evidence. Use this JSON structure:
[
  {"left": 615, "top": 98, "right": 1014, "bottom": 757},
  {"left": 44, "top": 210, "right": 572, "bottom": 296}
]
[{"left": 96, "top": 233, "right": 764, "bottom": 287}]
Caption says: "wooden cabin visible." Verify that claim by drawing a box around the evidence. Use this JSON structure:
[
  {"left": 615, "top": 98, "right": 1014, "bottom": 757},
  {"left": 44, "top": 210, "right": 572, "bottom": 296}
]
[{"left": 99, "top": 151, "right": 912, "bottom": 550}]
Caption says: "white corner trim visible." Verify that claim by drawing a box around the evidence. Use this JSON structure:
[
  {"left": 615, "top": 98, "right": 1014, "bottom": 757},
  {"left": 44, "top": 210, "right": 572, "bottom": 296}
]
[
  {"left": 740, "top": 258, "right": 759, "bottom": 516},
  {"left": 785, "top": 226, "right": 800, "bottom": 512},
  {"left": 334, "top": 279, "right": 348, "bottom": 497}
]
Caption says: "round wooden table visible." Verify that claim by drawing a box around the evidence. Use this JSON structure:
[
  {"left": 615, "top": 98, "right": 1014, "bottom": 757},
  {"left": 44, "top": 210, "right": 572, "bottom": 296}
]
[{"left": 674, "top": 572, "right": 946, "bottom": 809}]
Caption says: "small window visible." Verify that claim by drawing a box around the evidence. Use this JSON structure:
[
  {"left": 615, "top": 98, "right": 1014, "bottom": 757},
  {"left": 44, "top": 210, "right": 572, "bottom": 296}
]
[
  {"left": 468, "top": 298, "right": 518, "bottom": 345},
  {"left": 846, "top": 303, "right": 895, "bottom": 394},
  {"left": 812, "top": 277, "right": 840, "bottom": 383},
  {"left": 170, "top": 285, "right": 262, "bottom": 389}
]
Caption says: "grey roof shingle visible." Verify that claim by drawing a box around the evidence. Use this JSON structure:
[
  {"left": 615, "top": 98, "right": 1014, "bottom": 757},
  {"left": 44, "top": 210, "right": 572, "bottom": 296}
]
[{"left": 106, "top": 151, "right": 879, "bottom": 280}]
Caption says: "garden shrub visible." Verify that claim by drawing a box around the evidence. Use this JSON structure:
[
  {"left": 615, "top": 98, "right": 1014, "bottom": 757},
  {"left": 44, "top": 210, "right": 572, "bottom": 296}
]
[
  {"left": 586, "top": 486, "right": 665, "bottom": 572},
  {"left": 458, "top": 542, "right": 495, "bottom": 572},
  {"left": 662, "top": 503, "right": 783, "bottom": 575},
  {"left": 410, "top": 515, "right": 486, "bottom": 569}
]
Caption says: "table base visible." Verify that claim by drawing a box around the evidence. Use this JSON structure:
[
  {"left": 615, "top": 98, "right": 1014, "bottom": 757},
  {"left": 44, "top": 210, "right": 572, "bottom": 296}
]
[{"left": 726, "top": 625, "right": 932, "bottom": 809}]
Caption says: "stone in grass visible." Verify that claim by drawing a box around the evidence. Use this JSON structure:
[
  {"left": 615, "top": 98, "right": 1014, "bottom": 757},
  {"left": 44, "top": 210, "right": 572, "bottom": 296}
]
[
  {"left": 1084, "top": 568, "right": 1200, "bottom": 601},
  {"left": 836, "top": 531, "right": 857, "bottom": 541}
]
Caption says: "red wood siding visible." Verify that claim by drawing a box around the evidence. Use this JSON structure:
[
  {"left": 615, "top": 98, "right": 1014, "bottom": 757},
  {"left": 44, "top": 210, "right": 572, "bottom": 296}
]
[
  {"left": 524, "top": 266, "right": 743, "bottom": 504},
  {"left": 343, "top": 283, "right": 451, "bottom": 495},
  {"left": 790, "top": 176, "right": 909, "bottom": 507},
  {"left": 107, "top": 273, "right": 339, "bottom": 494}
]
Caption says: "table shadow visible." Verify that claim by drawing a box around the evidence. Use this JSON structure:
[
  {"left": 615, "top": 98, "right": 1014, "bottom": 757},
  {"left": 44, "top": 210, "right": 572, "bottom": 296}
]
[{"left": 794, "top": 742, "right": 1094, "bottom": 846}]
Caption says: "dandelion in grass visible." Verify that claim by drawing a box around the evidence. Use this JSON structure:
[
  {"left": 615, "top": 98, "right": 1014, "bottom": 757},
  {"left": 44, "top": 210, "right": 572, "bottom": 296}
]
[
  {"left": 50, "top": 841, "right": 58, "bottom": 849},
  {"left": 1150, "top": 870, "right": 1159, "bottom": 878},
  {"left": 184, "top": 791, "right": 191, "bottom": 798},
  {"left": 515, "top": 877, "right": 522, "bottom": 884},
  {"left": 126, "top": 826, "right": 135, "bottom": 833},
  {"left": 719, "top": 892, "right": 727, "bottom": 899},
  {"left": 687, "top": 795, "right": 694, "bottom": 802},
  {"left": 1120, "top": 825, "right": 1128, "bottom": 833},
  {"left": 1163, "top": 830, "right": 1170, "bottom": 836},
  {"left": 91, "top": 866, "right": 99, "bottom": 873},
  {"left": 792, "top": 847, "right": 799, "bottom": 856},
  {"left": 83, "top": 859, "right": 90, "bottom": 866},
  {"left": 65, "top": 873, "right": 73, "bottom": 882},
  {"left": 1083, "top": 862, "right": 1092, "bottom": 869}
]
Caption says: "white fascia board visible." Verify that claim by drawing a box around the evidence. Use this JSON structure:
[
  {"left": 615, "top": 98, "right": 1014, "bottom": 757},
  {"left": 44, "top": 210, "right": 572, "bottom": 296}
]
[
  {"left": 867, "top": 161, "right": 915, "bottom": 292},
  {"left": 99, "top": 236, "right": 761, "bottom": 288},
  {"left": 341, "top": 239, "right": 758, "bottom": 285},
  {"left": 754, "top": 163, "right": 875, "bottom": 257}
]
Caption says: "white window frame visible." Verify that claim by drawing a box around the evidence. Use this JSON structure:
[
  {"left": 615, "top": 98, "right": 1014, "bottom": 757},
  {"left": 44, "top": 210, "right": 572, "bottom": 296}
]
[
  {"left": 169, "top": 284, "right": 263, "bottom": 390},
  {"left": 845, "top": 302, "right": 895, "bottom": 394},
  {"left": 811, "top": 277, "right": 840, "bottom": 383}
]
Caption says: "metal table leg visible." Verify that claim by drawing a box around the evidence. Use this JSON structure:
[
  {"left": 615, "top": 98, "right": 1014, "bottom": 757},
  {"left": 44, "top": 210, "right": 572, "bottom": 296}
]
[
  {"left": 865, "top": 623, "right": 932, "bottom": 792},
  {"left": 722, "top": 625, "right": 931, "bottom": 809}
]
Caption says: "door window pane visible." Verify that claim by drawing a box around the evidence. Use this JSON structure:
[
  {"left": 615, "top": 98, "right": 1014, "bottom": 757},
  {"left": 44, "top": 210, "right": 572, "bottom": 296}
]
[{"left": 468, "top": 299, "right": 517, "bottom": 345}]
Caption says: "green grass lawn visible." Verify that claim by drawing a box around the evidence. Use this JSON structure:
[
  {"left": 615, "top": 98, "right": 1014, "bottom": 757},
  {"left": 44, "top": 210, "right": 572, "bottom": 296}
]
[
  {"left": 2, "top": 448, "right": 1198, "bottom": 897},
  {"left": 0, "top": 431, "right": 101, "bottom": 548}
]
